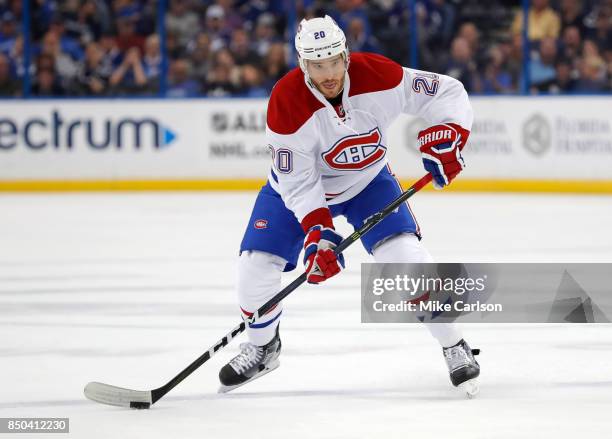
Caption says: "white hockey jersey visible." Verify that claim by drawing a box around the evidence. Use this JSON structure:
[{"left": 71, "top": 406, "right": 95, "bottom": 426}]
[{"left": 266, "top": 52, "right": 473, "bottom": 224}]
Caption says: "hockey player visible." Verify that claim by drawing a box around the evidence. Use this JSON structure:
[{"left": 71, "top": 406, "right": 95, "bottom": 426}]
[{"left": 219, "top": 16, "right": 480, "bottom": 396}]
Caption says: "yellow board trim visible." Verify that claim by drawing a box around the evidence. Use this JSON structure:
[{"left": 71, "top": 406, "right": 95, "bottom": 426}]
[
  {"left": 421, "top": 179, "right": 612, "bottom": 194},
  {"left": 1, "top": 179, "right": 612, "bottom": 194},
  {"left": 0, "top": 179, "right": 267, "bottom": 192}
]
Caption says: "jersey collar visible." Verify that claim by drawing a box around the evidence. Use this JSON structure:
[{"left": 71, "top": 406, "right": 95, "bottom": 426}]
[{"left": 303, "top": 71, "right": 353, "bottom": 120}]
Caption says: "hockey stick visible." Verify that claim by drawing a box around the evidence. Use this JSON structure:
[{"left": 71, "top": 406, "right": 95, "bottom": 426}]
[{"left": 84, "top": 173, "right": 433, "bottom": 409}]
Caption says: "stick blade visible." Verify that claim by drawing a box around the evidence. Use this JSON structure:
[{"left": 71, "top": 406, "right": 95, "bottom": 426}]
[{"left": 84, "top": 382, "right": 153, "bottom": 409}]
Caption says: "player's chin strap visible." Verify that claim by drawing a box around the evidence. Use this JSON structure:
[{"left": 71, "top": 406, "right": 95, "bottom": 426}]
[{"left": 84, "top": 173, "right": 433, "bottom": 409}]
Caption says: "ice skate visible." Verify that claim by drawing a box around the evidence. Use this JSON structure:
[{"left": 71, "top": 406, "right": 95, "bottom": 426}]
[
  {"left": 443, "top": 339, "right": 480, "bottom": 398},
  {"left": 218, "top": 328, "right": 281, "bottom": 393}
]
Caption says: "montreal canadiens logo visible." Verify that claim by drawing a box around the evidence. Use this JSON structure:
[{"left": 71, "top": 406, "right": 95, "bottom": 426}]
[
  {"left": 322, "top": 128, "right": 386, "bottom": 171},
  {"left": 254, "top": 219, "right": 268, "bottom": 229}
]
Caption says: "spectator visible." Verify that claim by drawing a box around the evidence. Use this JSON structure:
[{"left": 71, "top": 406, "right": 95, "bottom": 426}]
[
  {"left": 206, "top": 64, "right": 237, "bottom": 97},
  {"left": 32, "top": 68, "right": 65, "bottom": 96},
  {"left": 165, "top": 31, "right": 184, "bottom": 60},
  {"left": 262, "top": 42, "right": 288, "bottom": 91},
  {"left": 582, "top": 39, "right": 604, "bottom": 61},
  {"left": 115, "top": 14, "right": 145, "bottom": 54},
  {"left": 35, "top": 53, "right": 56, "bottom": 73},
  {"left": 205, "top": 5, "right": 231, "bottom": 51},
  {"left": 0, "top": 11, "right": 17, "bottom": 45},
  {"left": 561, "top": 26, "right": 582, "bottom": 60},
  {"left": 444, "top": 37, "right": 479, "bottom": 92},
  {"left": 0, "top": 52, "right": 19, "bottom": 96},
  {"left": 135, "top": 1, "right": 157, "bottom": 36},
  {"left": 166, "top": 58, "right": 199, "bottom": 97},
  {"left": 46, "top": 14, "right": 84, "bottom": 61},
  {"left": 253, "top": 13, "right": 278, "bottom": 57},
  {"left": 230, "top": 28, "right": 259, "bottom": 66},
  {"left": 426, "top": 0, "right": 456, "bottom": 45},
  {"left": 419, "top": 0, "right": 457, "bottom": 50},
  {"left": 108, "top": 46, "right": 147, "bottom": 94},
  {"left": 328, "top": 0, "right": 372, "bottom": 39},
  {"left": 215, "top": 0, "right": 244, "bottom": 32},
  {"left": 575, "top": 54, "right": 607, "bottom": 92},
  {"left": 480, "top": 45, "right": 514, "bottom": 94},
  {"left": 530, "top": 37, "right": 558, "bottom": 91},
  {"left": 98, "top": 32, "right": 122, "bottom": 68},
  {"left": 39, "top": 31, "right": 80, "bottom": 82},
  {"left": 586, "top": 7, "right": 611, "bottom": 54},
  {"left": 77, "top": 0, "right": 111, "bottom": 42},
  {"left": 31, "top": 0, "right": 56, "bottom": 41},
  {"left": 9, "top": 1, "right": 21, "bottom": 22},
  {"left": 559, "top": 0, "right": 586, "bottom": 35},
  {"left": 546, "top": 58, "right": 578, "bottom": 93},
  {"left": 239, "top": 64, "right": 267, "bottom": 97},
  {"left": 365, "top": 0, "right": 409, "bottom": 66},
  {"left": 0, "top": 20, "right": 17, "bottom": 57},
  {"left": 76, "top": 41, "right": 112, "bottom": 95},
  {"left": 60, "top": 0, "right": 95, "bottom": 45},
  {"left": 3, "top": 33, "right": 24, "bottom": 80},
  {"left": 511, "top": 0, "right": 561, "bottom": 41},
  {"left": 166, "top": 0, "right": 199, "bottom": 47},
  {"left": 111, "top": 0, "right": 151, "bottom": 34},
  {"left": 458, "top": 22, "right": 485, "bottom": 68},
  {"left": 205, "top": 48, "right": 239, "bottom": 96},
  {"left": 240, "top": 0, "right": 283, "bottom": 31},
  {"left": 188, "top": 32, "right": 211, "bottom": 82},
  {"left": 215, "top": 47, "right": 240, "bottom": 81},
  {"left": 502, "top": 33, "right": 524, "bottom": 90},
  {"left": 346, "top": 17, "right": 380, "bottom": 53},
  {"left": 142, "top": 33, "right": 161, "bottom": 86}
]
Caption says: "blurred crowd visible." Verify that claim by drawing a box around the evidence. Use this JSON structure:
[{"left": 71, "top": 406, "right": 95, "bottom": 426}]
[
  {"left": 418, "top": 0, "right": 612, "bottom": 94},
  {"left": 0, "top": 0, "right": 610, "bottom": 97},
  {"left": 0, "top": 0, "right": 290, "bottom": 97}
]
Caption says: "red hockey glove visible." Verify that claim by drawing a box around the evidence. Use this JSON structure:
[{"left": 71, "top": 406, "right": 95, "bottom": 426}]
[
  {"left": 418, "top": 123, "right": 470, "bottom": 189},
  {"left": 301, "top": 208, "right": 345, "bottom": 284}
]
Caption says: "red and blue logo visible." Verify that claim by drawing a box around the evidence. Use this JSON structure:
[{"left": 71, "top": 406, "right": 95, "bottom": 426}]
[
  {"left": 322, "top": 128, "right": 386, "bottom": 171},
  {"left": 254, "top": 219, "right": 268, "bottom": 229}
]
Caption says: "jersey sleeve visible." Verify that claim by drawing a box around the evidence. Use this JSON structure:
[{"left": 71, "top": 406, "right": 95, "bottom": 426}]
[
  {"left": 267, "top": 125, "right": 328, "bottom": 224},
  {"left": 399, "top": 67, "right": 474, "bottom": 129}
]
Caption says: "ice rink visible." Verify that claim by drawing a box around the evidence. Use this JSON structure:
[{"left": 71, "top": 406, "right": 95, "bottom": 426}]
[{"left": 1, "top": 190, "right": 611, "bottom": 439}]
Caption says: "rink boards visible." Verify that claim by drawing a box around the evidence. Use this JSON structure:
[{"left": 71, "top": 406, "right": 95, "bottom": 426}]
[{"left": 0, "top": 96, "right": 611, "bottom": 193}]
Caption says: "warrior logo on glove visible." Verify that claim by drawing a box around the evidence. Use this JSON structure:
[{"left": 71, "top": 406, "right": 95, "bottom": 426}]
[{"left": 418, "top": 123, "right": 470, "bottom": 189}]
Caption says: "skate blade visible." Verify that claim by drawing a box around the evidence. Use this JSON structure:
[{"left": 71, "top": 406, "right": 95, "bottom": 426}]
[
  {"left": 218, "top": 360, "right": 280, "bottom": 394},
  {"left": 458, "top": 378, "right": 479, "bottom": 398}
]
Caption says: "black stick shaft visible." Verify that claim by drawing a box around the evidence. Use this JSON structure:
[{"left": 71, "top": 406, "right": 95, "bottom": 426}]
[
  {"left": 151, "top": 174, "right": 432, "bottom": 404},
  {"left": 255, "top": 173, "right": 432, "bottom": 317}
]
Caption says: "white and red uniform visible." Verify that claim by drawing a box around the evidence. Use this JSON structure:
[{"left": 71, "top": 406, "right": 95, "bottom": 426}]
[
  {"left": 266, "top": 52, "right": 473, "bottom": 223},
  {"left": 238, "top": 52, "right": 473, "bottom": 348}
]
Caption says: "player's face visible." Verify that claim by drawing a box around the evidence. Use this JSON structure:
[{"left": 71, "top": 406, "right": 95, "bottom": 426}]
[{"left": 306, "top": 54, "right": 346, "bottom": 99}]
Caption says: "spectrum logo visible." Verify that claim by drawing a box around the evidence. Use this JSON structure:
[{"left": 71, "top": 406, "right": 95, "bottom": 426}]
[{"left": 0, "top": 110, "right": 177, "bottom": 151}]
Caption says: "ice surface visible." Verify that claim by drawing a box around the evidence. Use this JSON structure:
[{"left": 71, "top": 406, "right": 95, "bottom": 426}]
[{"left": 0, "top": 192, "right": 611, "bottom": 439}]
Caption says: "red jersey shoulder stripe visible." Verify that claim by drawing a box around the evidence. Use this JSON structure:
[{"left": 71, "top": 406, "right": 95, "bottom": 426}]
[
  {"left": 348, "top": 52, "right": 404, "bottom": 97},
  {"left": 266, "top": 53, "right": 404, "bottom": 135},
  {"left": 266, "top": 68, "right": 325, "bottom": 135}
]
